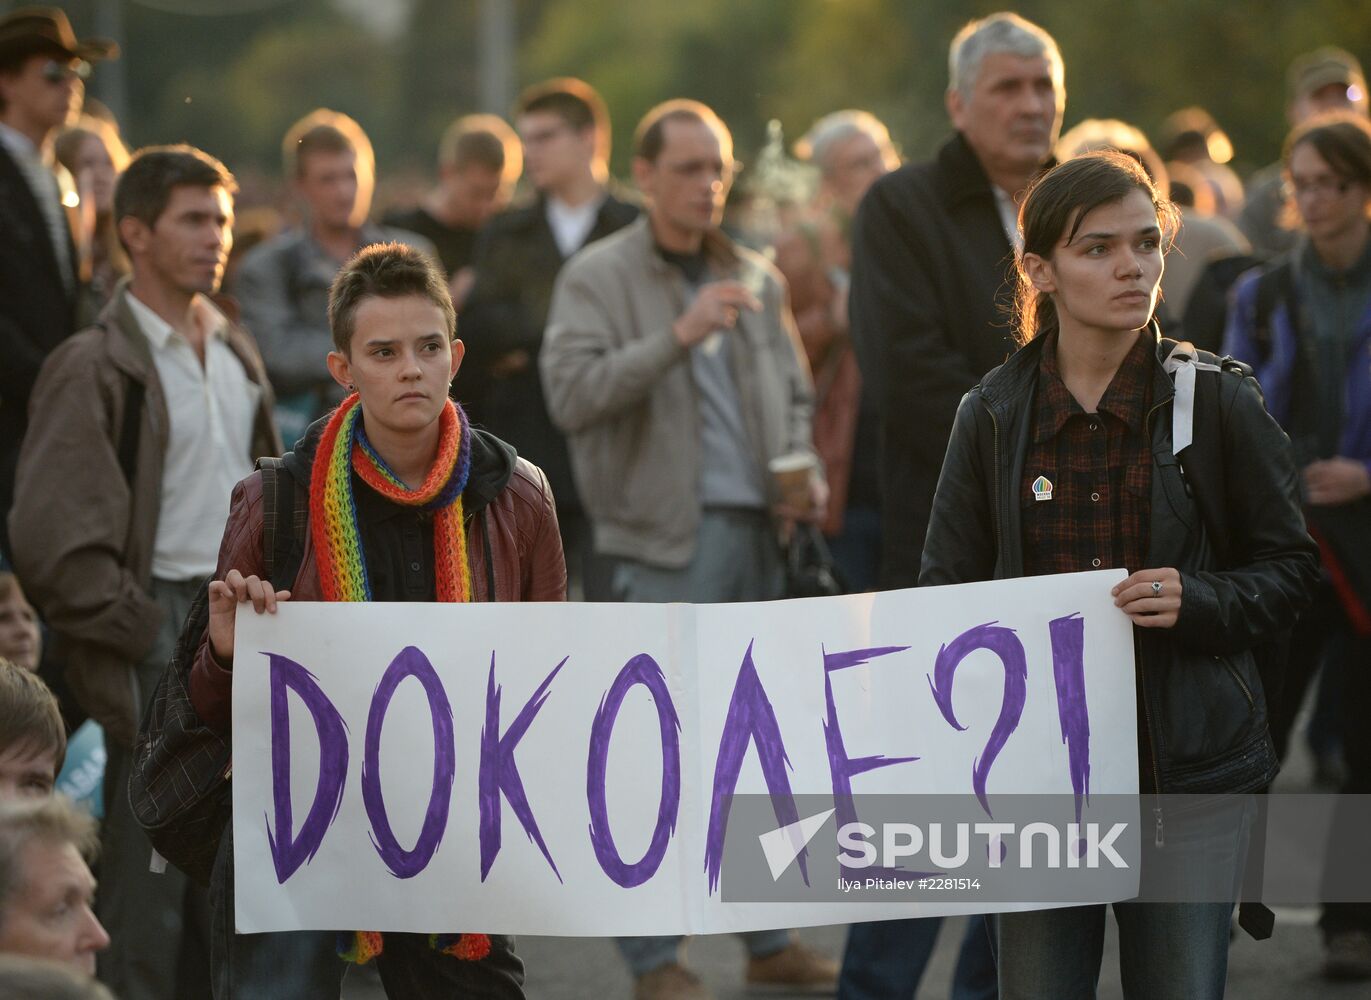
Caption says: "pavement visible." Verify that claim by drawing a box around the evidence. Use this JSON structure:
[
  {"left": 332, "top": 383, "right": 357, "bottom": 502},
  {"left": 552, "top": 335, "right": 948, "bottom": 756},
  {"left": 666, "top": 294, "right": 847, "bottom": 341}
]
[{"left": 340, "top": 709, "right": 1367, "bottom": 999}]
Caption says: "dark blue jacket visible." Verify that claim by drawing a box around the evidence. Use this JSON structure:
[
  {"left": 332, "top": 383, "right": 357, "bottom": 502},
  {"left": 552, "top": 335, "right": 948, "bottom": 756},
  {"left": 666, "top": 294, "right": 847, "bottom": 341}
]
[{"left": 1222, "top": 251, "right": 1371, "bottom": 478}]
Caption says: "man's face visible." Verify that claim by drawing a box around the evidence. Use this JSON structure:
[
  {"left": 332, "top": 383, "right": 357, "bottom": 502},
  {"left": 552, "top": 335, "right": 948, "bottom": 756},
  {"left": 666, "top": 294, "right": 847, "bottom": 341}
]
[
  {"left": 0, "top": 840, "right": 108, "bottom": 976},
  {"left": 634, "top": 118, "right": 733, "bottom": 244},
  {"left": 298, "top": 149, "right": 371, "bottom": 231},
  {"left": 823, "top": 130, "right": 899, "bottom": 217},
  {"left": 1288, "top": 141, "right": 1371, "bottom": 246},
  {"left": 441, "top": 162, "right": 509, "bottom": 228},
  {"left": 518, "top": 111, "right": 595, "bottom": 194},
  {"left": 0, "top": 53, "right": 84, "bottom": 136},
  {"left": 0, "top": 592, "right": 40, "bottom": 672},
  {"left": 124, "top": 184, "right": 233, "bottom": 297},
  {"left": 948, "top": 51, "right": 1063, "bottom": 184},
  {"left": 328, "top": 294, "right": 462, "bottom": 439},
  {"left": 0, "top": 744, "right": 56, "bottom": 799}
]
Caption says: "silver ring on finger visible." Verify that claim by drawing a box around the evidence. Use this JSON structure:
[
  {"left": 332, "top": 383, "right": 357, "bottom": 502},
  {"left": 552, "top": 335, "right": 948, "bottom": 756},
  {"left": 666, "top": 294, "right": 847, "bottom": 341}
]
[{"left": 1151, "top": 581, "right": 1162, "bottom": 597}]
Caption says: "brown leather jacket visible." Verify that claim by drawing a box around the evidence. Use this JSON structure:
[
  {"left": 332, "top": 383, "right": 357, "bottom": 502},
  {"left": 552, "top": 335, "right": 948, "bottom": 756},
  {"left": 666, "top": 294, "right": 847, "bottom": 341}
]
[{"left": 188, "top": 427, "right": 566, "bottom": 733}]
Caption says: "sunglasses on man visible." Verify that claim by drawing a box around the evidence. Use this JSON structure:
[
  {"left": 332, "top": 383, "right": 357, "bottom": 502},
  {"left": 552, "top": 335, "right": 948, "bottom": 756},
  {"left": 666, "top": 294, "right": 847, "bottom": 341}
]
[{"left": 41, "top": 59, "right": 91, "bottom": 84}]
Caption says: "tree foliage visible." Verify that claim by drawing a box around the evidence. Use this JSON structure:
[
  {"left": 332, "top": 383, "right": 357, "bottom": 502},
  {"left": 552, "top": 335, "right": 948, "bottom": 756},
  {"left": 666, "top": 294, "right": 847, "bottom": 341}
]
[{"left": 50, "top": 0, "right": 1371, "bottom": 189}]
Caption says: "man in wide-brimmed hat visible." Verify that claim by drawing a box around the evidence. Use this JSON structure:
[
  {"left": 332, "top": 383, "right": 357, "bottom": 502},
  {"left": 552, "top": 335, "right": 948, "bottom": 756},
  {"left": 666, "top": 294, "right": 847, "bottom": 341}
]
[{"left": 0, "top": 7, "right": 117, "bottom": 563}]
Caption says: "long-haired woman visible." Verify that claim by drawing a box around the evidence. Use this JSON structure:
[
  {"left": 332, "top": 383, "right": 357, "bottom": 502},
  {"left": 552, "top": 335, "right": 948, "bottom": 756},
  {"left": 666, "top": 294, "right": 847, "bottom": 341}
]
[{"left": 920, "top": 150, "right": 1318, "bottom": 997}]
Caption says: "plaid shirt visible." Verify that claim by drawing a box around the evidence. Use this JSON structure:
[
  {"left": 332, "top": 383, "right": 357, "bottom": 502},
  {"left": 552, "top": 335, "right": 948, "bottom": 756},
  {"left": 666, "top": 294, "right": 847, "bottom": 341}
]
[{"left": 1021, "top": 330, "right": 1154, "bottom": 578}]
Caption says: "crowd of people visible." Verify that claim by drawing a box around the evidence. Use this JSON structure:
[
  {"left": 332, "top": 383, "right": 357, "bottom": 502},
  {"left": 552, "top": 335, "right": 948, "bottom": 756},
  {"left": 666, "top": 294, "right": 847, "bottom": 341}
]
[{"left": 0, "top": 4, "right": 1367, "bottom": 999}]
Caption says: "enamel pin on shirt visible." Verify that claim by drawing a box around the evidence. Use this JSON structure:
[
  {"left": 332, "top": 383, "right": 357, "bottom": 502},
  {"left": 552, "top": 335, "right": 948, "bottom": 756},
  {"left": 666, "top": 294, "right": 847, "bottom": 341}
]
[{"left": 1032, "top": 475, "right": 1053, "bottom": 501}]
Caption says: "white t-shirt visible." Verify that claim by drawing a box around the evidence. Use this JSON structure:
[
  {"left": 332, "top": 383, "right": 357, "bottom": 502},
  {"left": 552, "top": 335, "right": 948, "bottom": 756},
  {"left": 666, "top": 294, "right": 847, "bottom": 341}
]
[
  {"left": 546, "top": 194, "right": 603, "bottom": 258},
  {"left": 127, "top": 293, "right": 261, "bottom": 579}
]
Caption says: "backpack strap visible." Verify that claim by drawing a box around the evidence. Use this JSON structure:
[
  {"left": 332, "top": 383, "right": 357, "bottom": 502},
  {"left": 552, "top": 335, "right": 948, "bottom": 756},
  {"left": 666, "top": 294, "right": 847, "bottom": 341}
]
[
  {"left": 1161, "top": 340, "right": 1246, "bottom": 567},
  {"left": 255, "top": 457, "right": 306, "bottom": 589},
  {"left": 1251, "top": 259, "right": 1294, "bottom": 365}
]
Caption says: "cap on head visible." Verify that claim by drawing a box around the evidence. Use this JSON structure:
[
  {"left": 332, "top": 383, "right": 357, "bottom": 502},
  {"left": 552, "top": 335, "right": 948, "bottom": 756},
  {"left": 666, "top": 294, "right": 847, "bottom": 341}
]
[
  {"left": 0, "top": 7, "right": 117, "bottom": 71},
  {"left": 1289, "top": 46, "right": 1366, "bottom": 103}
]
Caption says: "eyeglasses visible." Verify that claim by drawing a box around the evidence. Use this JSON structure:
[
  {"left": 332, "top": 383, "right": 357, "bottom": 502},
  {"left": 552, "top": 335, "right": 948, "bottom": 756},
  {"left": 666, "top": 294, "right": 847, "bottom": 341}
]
[
  {"left": 1286, "top": 176, "right": 1355, "bottom": 200},
  {"left": 41, "top": 59, "right": 91, "bottom": 84}
]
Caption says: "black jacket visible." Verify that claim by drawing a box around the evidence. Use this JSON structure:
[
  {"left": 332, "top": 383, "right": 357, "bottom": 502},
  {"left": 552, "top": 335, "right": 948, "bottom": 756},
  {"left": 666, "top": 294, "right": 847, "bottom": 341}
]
[
  {"left": 849, "top": 132, "right": 1027, "bottom": 588},
  {"left": 0, "top": 142, "right": 79, "bottom": 559},
  {"left": 919, "top": 331, "right": 1320, "bottom": 794},
  {"left": 459, "top": 191, "right": 639, "bottom": 516}
]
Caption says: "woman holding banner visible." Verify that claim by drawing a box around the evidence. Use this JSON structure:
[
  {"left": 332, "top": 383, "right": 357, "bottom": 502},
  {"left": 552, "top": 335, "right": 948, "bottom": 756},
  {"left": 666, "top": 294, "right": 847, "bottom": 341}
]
[{"left": 919, "top": 150, "right": 1318, "bottom": 998}]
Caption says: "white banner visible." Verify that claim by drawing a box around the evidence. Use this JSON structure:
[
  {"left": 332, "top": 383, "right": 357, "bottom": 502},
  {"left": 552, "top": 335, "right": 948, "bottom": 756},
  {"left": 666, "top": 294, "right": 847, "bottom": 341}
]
[{"left": 231, "top": 570, "right": 1138, "bottom": 934}]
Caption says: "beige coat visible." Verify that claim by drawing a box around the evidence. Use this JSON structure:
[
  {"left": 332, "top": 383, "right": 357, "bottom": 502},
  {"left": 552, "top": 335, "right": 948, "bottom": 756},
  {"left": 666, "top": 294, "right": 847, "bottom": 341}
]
[
  {"left": 9, "top": 285, "right": 280, "bottom": 746},
  {"left": 541, "top": 217, "right": 816, "bottom": 568}
]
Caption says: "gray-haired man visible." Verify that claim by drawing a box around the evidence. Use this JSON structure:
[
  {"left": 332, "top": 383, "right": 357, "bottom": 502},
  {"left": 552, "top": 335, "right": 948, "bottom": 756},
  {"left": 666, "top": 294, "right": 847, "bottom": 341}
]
[
  {"left": 845, "top": 11, "right": 1065, "bottom": 1000},
  {"left": 850, "top": 10, "right": 1064, "bottom": 591}
]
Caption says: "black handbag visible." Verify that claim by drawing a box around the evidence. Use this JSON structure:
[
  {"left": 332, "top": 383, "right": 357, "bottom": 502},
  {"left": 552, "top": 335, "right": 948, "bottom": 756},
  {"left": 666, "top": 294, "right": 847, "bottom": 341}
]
[{"left": 784, "top": 523, "right": 846, "bottom": 598}]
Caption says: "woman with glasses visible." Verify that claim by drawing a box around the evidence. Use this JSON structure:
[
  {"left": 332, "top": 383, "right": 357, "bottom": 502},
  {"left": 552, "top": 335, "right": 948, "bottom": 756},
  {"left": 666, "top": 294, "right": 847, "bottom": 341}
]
[
  {"left": 922, "top": 150, "right": 1317, "bottom": 997},
  {"left": 1224, "top": 112, "right": 1371, "bottom": 982}
]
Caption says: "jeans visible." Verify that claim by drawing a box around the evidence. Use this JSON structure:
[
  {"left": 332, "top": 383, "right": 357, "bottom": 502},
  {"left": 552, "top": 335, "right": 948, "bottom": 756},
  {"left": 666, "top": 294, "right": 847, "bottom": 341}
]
[
  {"left": 993, "top": 797, "right": 1255, "bottom": 999},
  {"left": 613, "top": 508, "right": 786, "bottom": 975},
  {"left": 827, "top": 505, "right": 882, "bottom": 594},
  {"left": 838, "top": 916, "right": 997, "bottom": 1000},
  {"left": 209, "top": 830, "right": 524, "bottom": 998},
  {"left": 618, "top": 930, "right": 792, "bottom": 978},
  {"left": 98, "top": 577, "right": 211, "bottom": 1000}
]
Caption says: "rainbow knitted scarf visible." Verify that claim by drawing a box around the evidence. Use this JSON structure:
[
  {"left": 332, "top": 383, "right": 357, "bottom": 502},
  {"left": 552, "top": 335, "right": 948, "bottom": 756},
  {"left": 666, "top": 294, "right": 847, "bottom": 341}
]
[
  {"left": 310, "top": 393, "right": 474, "bottom": 604},
  {"left": 309, "top": 393, "right": 489, "bottom": 964}
]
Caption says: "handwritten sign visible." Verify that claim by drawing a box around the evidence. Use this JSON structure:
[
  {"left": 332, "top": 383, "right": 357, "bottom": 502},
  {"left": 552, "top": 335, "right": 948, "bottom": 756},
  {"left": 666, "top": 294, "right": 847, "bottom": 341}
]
[{"left": 231, "top": 570, "right": 1137, "bottom": 934}]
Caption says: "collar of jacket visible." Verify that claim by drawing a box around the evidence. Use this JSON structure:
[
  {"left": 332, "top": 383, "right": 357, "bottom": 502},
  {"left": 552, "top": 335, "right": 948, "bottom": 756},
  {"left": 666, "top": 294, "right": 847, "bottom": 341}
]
[
  {"left": 627, "top": 214, "right": 741, "bottom": 278},
  {"left": 977, "top": 320, "right": 1177, "bottom": 424},
  {"left": 939, "top": 131, "right": 1058, "bottom": 209},
  {"left": 99, "top": 279, "right": 158, "bottom": 381}
]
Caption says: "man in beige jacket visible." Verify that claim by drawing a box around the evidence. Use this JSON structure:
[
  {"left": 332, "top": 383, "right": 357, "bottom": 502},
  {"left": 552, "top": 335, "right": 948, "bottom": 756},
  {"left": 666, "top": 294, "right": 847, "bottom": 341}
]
[{"left": 541, "top": 98, "right": 833, "bottom": 1000}]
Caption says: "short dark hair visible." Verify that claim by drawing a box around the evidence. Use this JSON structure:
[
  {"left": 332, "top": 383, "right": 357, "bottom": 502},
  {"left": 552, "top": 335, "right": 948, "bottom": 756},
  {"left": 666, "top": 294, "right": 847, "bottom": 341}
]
[
  {"left": 516, "top": 77, "right": 610, "bottom": 161},
  {"left": 634, "top": 99, "right": 732, "bottom": 164},
  {"left": 1284, "top": 111, "right": 1371, "bottom": 187},
  {"left": 328, "top": 243, "right": 455, "bottom": 356},
  {"left": 113, "top": 144, "right": 235, "bottom": 235},
  {"left": 439, "top": 113, "right": 520, "bottom": 178},
  {"left": 0, "top": 659, "right": 65, "bottom": 776},
  {"left": 1013, "top": 150, "right": 1179, "bottom": 346},
  {"left": 283, "top": 109, "right": 373, "bottom": 180}
]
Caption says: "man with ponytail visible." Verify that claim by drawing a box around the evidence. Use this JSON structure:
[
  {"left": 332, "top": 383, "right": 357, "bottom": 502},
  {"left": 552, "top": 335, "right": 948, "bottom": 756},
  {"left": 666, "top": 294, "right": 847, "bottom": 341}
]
[{"left": 184, "top": 242, "right": 564, "bottom": 997}]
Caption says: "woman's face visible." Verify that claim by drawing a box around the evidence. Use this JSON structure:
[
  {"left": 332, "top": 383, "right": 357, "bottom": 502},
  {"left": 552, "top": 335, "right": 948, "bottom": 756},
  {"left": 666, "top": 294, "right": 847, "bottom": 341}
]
[
  {"left": 73, "top": 134, "right": 117, "bottom": 214},
  {"left": 1288, "top": 142, "right": 1370, "bottom": 246},
  {"left": 1028, "top": 189, "right": 1164, "bottom": 337}
]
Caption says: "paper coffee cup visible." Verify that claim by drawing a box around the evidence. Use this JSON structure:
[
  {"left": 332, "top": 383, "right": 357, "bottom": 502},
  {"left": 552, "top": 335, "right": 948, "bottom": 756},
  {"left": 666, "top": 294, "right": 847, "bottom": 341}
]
[{"left": 768, "top": 452, "right": 816, "bottom": 509}]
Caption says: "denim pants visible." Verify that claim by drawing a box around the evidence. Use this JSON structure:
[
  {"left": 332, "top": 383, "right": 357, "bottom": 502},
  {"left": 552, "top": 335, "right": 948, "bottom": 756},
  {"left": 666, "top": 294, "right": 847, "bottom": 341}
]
[
  {"left": 613, "top": 508, "right": 788, "bottom": 975},
  {"left": 993, "top": 797, "right": 1255, "bottom": 999},
  {"left": 98, "top": 577, "right": 211, "bottom": 1000},
  {"left": 209, "top": 830, "right": 525, "bottom": 998},
  {"left": 837, "top": 915, "right": 997, "bottom": 1000}
]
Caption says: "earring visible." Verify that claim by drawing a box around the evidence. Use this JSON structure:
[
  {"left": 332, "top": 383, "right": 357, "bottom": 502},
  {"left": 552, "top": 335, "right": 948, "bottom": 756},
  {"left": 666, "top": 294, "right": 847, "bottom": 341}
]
[{"left": 347, "top": 383, "right": 355, "bottom": 391}]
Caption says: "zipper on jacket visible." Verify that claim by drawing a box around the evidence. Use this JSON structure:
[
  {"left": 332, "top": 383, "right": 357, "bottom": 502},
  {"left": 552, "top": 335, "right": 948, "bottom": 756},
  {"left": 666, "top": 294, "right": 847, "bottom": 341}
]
[{"left": 1220, "top": 655, "right": 1257, "bottom": 710}]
